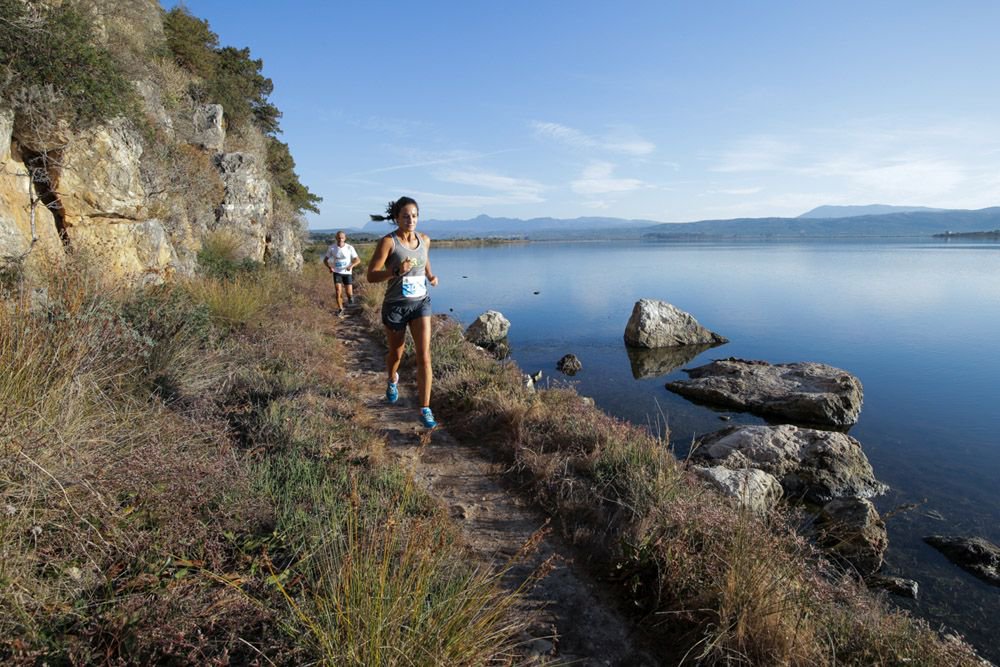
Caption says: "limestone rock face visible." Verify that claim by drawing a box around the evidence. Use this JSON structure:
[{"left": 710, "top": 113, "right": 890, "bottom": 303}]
[
  {"left": 624, "top": 298, "right": 728, "bottom": 348},
  {"left": 215, "top": 152, "right": 272, "bottom": 261},
  {"left": 667, "top": 358, "right": 864, "bottom": 428},
  {"left": 1, "top": 112, "right": 63, "bottom": 270},
  {"left": 192, "top": 104, "right": 225, "bottom": 151},
  {"left": 816, "top": 497, "right": 888, "bottom": 576},
  {"left": 692, "top": 465, "right": 783, "bottom": 514},
  {"left": 1, "top": 109, "right": 12, "bottom": 163},
  {"left": 924, "top": 535, "right": 1000, "bottom": 586},
  {"left": 67, "top": 219, "right": 177, "bottom": 285},
  {"left": 58, "top": 119, "right": 146, "bottom": 225},
  {"left": 266, "top": 216, "right": 304, "bottom": 271},
  {"left": 691, "top": 424, "right": 887, "bottom": 503},
  {"left": 465, "top": 310, "right": 511, "bottom": 346}
]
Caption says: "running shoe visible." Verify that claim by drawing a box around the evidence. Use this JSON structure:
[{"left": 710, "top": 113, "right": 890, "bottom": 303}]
[
  {"left": 420, "top": 407, "right": 437, "bottom": 428},
  {"left": 386, "top": 373, "right": 399, "bottom": 403}
]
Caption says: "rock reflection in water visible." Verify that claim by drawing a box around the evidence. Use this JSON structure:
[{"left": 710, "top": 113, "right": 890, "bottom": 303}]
[{"left": 625, "top": 343, "right": 714, "bottom": 380}]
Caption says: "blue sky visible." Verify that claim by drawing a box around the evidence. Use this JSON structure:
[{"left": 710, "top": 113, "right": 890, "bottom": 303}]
[{"left": 165, "top": 1, "right": 1000, "bottom": 228}]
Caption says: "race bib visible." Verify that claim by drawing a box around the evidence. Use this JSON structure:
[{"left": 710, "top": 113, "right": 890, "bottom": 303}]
[
  {"left": 335, "top": 258, "right": 349, "bottom": 270},
  {"left": 401, "top": 275, "right": 427, "bottom": 299}
]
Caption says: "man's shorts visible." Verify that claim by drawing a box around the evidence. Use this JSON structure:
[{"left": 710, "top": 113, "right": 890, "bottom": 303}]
[
  {"left": 381, "top": 296, "right": 432, "bottom": 331},
  {"left": 333, "top": 272, "right": 353, "bottom": 285}
]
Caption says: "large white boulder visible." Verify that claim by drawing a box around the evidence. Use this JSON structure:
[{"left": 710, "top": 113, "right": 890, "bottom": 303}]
[{"left": 624, "top": 298, "right": 727, "bottom": 348}]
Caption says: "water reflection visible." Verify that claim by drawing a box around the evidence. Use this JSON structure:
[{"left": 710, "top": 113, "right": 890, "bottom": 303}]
[{"left": 625, "top": 342, "right": 717, "bottom": 379}]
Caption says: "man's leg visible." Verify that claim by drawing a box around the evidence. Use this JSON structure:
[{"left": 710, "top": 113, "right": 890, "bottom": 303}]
[{"left": 334, "top": 282, "right": 344, "bottom": 310}]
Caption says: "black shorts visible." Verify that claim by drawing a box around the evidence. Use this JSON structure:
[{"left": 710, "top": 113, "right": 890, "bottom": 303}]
[
  {"left": 381, "top": 296, "right": 432, "bottom": 331},
  {"left": 333, "top": 272, "right": 353, "bottom": 285}
]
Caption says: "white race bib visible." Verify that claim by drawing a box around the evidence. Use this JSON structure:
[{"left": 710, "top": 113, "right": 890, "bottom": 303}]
[
  {"left": 401, "top": 275, "right": 427, "bottom": 299},
  {"left": 335, "top": 258, "right": 349, "bottom": 270}
]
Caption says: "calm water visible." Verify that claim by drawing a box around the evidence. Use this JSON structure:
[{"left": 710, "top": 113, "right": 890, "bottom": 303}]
[{"left": 428, "top": 239, "right": 1000, "bottom": 660}]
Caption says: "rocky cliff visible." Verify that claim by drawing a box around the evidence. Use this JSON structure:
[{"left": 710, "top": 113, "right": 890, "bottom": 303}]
[{"left": 0, "top": 0, "right": 307, "bottom": 283}]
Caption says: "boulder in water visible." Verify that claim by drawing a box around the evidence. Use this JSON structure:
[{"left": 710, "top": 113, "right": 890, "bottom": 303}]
[{"left": 667, "top": 358, "right": 864, "bottom": 428}]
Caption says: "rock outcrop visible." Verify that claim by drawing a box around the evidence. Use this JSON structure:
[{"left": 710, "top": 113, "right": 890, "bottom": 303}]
[
  {"left": 667, "top": 358, "right": 864, "bottom": 428},
  {"left": 192, "top": 104, "right": 225, "bottom": 151},
  {"left": 815, "top": 497, "right": 888, "bottom": 576},
  {"left": 691, "top": 424, "right": 887, "bottom": 504},
  {"left": 465, "top": 310, "right": 511, "bottom": 346},
  {"left": 214, "top": 152, "right": 273, "bottom": 262},
  {"left": 624, "top": 298, "right": 728, "bottom": 348},
  {"left": 692, "top": 465, "right": 783, "bottom": 514},
  {"left": 924, "top": 535, "right": 1000, "bottom": 586}
]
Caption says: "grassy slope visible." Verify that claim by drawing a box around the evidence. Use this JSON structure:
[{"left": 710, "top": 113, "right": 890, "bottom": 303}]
[{"left": 0, "top": 250, "right": 523, "bottom": 665}]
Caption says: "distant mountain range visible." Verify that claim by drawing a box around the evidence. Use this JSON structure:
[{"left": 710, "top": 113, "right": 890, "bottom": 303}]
[
  {"left": 797, "top": 204, "right": 948, "bottom": 218},
  {"left": 317, "top": 205, "right": 1000, "bottom": 241}
]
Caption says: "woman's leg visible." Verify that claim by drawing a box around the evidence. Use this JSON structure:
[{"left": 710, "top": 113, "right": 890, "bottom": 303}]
[
  {"left": 385, "top": 326, "right": 406, "bottom": 384},
  {"left": 408, "top": 316, "right": 433, "bottom": 407}
]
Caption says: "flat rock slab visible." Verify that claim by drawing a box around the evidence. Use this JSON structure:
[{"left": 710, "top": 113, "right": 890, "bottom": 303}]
[
  {"left": 691, "top": 424, "right": 887, "bottom": 504},
  {"left": 667, "top": 358, "right": 863, "bottom": 428},
  {"left": 924, "top": 535, "right": 1000, "bottom": 586},
  {"left": 624, "top": 298, "right": 728, "bottom": 349}
]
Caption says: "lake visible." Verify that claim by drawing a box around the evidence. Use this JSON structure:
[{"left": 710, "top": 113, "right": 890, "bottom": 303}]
[{"left": 427, "top": 238, "right": 1000, "bottom": 660}]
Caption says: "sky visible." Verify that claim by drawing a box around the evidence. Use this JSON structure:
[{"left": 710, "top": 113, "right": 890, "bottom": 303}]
[{"left": 165, "top": 1, "right": 1000, "bottom": 228}]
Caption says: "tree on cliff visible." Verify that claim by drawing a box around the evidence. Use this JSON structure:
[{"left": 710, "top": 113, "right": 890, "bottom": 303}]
[{"left": 163, "top": 6, "right": 320, "bottom": 215}]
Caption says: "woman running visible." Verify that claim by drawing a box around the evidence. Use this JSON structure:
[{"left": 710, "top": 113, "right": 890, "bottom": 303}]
[{"left": 366, "top": 197, "right": 440, "bottom": 427}]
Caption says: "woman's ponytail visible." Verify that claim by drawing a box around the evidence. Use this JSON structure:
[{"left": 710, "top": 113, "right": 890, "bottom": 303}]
[{"left": 370, "top": 197, "right": 419, "bottom": 224}]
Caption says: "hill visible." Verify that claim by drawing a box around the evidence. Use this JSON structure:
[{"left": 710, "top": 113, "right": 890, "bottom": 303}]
[{"left": 798, "top": 204, "right": 950, "bottom": 218}]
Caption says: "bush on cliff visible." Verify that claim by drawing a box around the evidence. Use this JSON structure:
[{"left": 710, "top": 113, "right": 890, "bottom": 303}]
[{"left": 0, "top": 0, "right": 137, "bottom": 129}]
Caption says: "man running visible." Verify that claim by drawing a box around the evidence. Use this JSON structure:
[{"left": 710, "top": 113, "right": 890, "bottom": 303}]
[{"left": 323, "top": 231, "right": 361, "bottom": 316}]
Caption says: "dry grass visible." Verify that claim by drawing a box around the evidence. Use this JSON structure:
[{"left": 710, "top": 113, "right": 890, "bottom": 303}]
[{"left": 1, "top": 258, "right": 526, "bottom": 663}]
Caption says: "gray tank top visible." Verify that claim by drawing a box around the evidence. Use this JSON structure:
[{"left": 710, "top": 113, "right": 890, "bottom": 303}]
[{"left": 384, "top": 232, "right": 429, "bottom": 303}]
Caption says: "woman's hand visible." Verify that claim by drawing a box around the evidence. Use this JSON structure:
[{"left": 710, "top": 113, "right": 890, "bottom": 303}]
[{"left": 428, "top": 275, "right": 439, "bottom": 287}]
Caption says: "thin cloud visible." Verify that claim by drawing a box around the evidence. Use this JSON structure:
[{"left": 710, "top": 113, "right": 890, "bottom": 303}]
[
  {"left": 531, "top": 120, "right": 655, "bottom": 156},
  {"left": 435, "top": 168, "right": 545, "bottom": 203},
  {"left": 345, "top": 148, "right": 519, "bottom": 177},
  {"left": 571, "top": 161, "right": 646, "bottom": 194}
]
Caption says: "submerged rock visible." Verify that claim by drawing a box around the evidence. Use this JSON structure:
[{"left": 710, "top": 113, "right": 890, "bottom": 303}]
[
  {"left": 692, "top": 466, "right": 783, "bottom": 514},
  {"left": 691, "top": 424, "right": 887, "bottom": 504},
  {"left": 815, "top": 497, "right": 888, "bottom": 576},
  {"left": 924, "top": 535, "right": 1000, "bottom": 586},
  {"left": 556, "top": 353, "right": 582, "bottom": 376},
  {"left": 624, "top": 298, "right": 728, "bottom": 349},
  {"left": 867, "top": 575, "right": 919, "bottom": 599},
  {"left": 667, "top": 358, "right": 864, "bottom": 428}
]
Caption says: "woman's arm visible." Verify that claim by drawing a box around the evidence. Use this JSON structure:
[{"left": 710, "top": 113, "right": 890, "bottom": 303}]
[
  {"left": 422, "top": 235, "right": 438, "bottom": 286},
  {"left": 366, "top": 236, "right": 396, "bottom": 283}
]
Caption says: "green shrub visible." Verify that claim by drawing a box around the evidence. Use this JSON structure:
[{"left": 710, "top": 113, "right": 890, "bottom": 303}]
[{"left": 0, "top": 0, "right": 137, "bottom": 128}]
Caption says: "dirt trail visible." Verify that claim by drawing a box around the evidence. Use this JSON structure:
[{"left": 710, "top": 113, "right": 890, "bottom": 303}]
[{"left": 332, "top": 303, "right": 660, "bottom": 666}]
